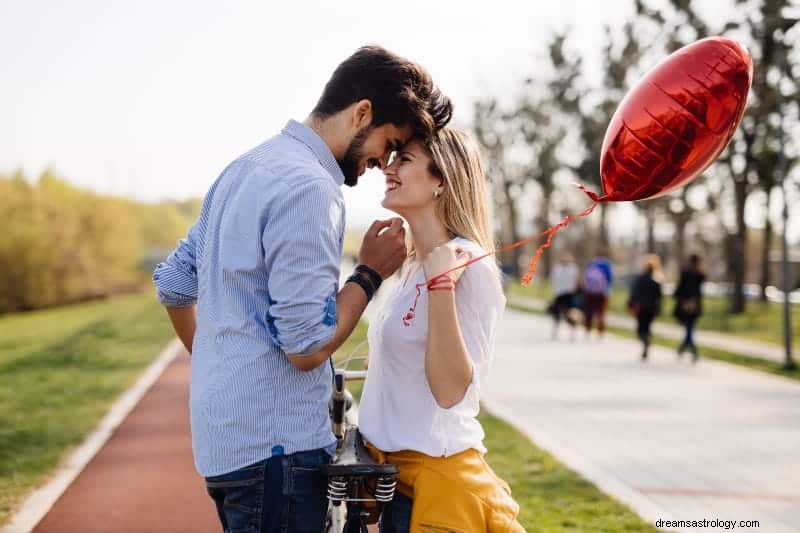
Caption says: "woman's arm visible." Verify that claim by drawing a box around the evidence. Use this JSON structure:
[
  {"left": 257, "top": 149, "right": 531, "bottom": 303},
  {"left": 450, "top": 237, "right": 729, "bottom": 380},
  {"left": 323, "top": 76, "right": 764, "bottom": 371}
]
[
  {"left": 422, "top": 243, "right": 475, "bottom": 409},
  {"left": 426, "top": 287, "right": 474, "bottom": 409}
]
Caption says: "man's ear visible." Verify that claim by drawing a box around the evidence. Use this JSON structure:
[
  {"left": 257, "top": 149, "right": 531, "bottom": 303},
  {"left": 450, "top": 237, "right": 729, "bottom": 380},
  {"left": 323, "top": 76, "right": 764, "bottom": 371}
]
[{"left": 352, "top": 99, "right": 373, "bottom": 130}]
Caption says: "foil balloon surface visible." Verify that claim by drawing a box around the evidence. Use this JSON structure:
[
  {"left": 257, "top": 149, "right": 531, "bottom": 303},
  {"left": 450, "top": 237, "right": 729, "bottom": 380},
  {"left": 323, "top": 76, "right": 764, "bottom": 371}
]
[{"left": 597, "top": 36, "right": 753, "bottom": 202}]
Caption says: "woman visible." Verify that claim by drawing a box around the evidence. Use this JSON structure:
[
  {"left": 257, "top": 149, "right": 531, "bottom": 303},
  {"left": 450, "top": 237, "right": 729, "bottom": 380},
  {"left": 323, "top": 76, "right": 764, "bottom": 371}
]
[
  {"left": 673, "top": 254, "right": 705, "bottom": 361},
  {"left": 358, "top": 128, "right": 524, "bottom": 532},
  {"left": 627, "top": 254, "right": 663, "bottom": 361}
]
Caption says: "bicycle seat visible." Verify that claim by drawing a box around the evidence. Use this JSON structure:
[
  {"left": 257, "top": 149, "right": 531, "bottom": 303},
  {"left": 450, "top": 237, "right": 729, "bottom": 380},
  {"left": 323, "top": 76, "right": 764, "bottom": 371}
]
[{"left": 322, "top": 427, "right": 398, "bottom": 477}]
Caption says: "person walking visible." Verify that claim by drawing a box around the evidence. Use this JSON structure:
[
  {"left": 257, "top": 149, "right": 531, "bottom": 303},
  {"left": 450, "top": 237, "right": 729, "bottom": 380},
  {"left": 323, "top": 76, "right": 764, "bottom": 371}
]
[
  {"left": 549, "top": 252, "right": 579, "bottom": 340},
  {"left": 674, "top": 254, "right": 705, "bottom": 362},
  {"left": 628, "top": 254, "right": 663, "bottom": 361}
]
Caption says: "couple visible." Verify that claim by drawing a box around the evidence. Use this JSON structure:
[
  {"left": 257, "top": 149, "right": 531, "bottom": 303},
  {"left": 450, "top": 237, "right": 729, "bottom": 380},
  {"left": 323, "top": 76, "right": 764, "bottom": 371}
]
[{"left": 153, "top": 46, "right": 523, "bottom": 533}]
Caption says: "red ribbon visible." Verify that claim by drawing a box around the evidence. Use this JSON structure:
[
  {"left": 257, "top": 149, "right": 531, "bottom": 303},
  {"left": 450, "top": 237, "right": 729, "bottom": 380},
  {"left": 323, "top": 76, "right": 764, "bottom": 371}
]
[{"left": 401, "top": 184, "right": 604, "bottom": 326}]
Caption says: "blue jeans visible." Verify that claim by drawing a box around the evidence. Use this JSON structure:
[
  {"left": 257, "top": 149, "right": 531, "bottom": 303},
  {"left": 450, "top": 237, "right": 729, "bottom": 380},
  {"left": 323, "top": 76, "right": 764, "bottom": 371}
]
[
  {"left": 682, "top": 316, "right": 697, "bottom": 348},
  {"left": 205, "top": 448, "right": 330, "bottom": 533},
  {"left": 379, "top": 491, "right": 412, "bottom": 533}
]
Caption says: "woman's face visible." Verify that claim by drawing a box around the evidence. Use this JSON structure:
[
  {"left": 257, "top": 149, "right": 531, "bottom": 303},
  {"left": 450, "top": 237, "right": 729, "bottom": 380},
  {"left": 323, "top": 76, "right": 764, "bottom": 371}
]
[{"left": 381, "top": 139, "right": 442, "bottom": 216}]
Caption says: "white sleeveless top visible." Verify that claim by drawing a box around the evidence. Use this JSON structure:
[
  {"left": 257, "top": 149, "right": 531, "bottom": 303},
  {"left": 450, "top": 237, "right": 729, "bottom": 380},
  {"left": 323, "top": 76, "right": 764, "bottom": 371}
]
[{"left": 358, "top": 238, "right": 506, "bottom": 457}]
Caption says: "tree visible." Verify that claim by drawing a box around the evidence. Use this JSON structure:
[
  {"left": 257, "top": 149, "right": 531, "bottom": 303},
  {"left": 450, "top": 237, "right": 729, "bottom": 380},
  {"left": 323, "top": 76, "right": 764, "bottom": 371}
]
[{"left": 473, "top": 99, "right": 524, "bottom": 277}]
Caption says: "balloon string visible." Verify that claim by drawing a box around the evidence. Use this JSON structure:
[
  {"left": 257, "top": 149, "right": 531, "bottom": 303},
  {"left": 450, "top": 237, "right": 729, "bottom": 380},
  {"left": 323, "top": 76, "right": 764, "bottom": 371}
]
[{"left": 401, "top": 184, "right": 603, "bottom": 327}]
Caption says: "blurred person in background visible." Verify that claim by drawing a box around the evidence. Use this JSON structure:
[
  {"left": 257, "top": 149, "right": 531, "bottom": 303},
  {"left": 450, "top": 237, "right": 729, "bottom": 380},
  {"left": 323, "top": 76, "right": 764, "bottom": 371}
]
[
  {"left": 628, "top": 254, "right": 663, "bottom": 361},
  {"left": 673, "top": 253, "right": 705, "bottom": 362},
  {"left": 582, "top": 250, "right": 614, "bottom": 339},
  {"left": 548, "top": 251, "right": 579, "bottom": 340}
]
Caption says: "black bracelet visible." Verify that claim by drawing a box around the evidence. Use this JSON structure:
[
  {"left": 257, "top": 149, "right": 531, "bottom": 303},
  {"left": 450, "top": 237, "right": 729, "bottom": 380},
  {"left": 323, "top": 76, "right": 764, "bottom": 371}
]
[
  {"left": 347, "top": 273, "right": 375, "bottom": 302},
  {"left": 355, "top": 264, "right": 382, "bottom": 290}
]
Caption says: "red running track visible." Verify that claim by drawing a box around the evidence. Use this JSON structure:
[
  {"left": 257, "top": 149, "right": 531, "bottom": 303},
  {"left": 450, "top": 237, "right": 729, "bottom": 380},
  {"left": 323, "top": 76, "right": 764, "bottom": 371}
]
[{"left": 33, "top": 353, "right": 219, "bottom": 533}]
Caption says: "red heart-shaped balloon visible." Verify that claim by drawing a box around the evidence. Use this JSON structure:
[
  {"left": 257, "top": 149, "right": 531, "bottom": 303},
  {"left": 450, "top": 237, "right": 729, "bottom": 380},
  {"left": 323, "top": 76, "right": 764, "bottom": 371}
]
[{"left": 599, "top": 36, "right": 753, "bottom": 202}]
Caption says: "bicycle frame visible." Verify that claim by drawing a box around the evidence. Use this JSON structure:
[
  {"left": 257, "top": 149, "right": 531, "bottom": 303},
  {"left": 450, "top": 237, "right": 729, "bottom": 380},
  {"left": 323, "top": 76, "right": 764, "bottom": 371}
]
[{"left": 325, "top": 367, "right": 398, "bottom": 533}]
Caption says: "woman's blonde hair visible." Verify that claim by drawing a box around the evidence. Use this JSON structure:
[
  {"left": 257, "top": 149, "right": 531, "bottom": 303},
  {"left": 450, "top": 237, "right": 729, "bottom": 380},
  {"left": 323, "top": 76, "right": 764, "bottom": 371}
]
[
  {"left": 423, "top": 128, "right": 495, "bottom": 263},
  {"left": 642, "top": 253, "right": 664, "bottom": 282}
]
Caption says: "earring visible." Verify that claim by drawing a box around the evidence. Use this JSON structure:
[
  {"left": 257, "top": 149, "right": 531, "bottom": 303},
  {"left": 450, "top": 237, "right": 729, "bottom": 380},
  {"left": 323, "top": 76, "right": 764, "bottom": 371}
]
[{"left": 434, "top": 190, "right": 441, "bottom": 198}]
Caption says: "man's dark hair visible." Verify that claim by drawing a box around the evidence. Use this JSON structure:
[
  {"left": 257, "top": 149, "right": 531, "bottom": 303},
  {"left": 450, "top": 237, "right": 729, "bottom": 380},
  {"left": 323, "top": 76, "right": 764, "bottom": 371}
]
[{"left": 312, "top": 45, "right": 452, "bottom": 139}]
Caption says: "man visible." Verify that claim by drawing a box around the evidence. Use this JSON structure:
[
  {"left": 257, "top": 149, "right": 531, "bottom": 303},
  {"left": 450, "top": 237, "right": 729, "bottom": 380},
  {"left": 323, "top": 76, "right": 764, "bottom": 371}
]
[{"left": 152, "top": 45, "right": 452, "bottom": 532}]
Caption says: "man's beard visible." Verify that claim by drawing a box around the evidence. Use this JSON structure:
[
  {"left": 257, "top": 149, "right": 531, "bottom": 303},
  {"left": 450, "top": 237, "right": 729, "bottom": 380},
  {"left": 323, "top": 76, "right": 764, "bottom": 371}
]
[{"left": 339, "top": 126, "right": 372, "bottom": 187}]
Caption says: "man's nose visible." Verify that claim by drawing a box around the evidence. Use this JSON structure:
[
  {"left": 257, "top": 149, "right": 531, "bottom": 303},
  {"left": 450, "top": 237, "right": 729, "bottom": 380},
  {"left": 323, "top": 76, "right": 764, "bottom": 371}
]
[{"left": 382, "top": 155, "right": 396, "bottom": 174}]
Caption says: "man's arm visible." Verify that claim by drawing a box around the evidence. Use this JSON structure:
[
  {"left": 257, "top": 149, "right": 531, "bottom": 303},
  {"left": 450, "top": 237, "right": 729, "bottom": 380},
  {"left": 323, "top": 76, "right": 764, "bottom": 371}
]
[
  {"left": 166, "top": 305, "right": 197, "bottom": 354},
  {"left": 153, "top": 180, "right": 217, "bottom": 349},
  {"left": 286, "top": 218, "right": 407, "bottom": 371},
  {"left": 285, "top": 282, "right": 367, "bottom": 371}
]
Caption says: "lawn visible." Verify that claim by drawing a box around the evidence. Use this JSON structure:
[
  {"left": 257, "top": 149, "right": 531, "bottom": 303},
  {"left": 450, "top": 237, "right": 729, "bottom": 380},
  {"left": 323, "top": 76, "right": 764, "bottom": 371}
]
[{"left": 0, "top": 293, "right": 176, "bottom": 525}]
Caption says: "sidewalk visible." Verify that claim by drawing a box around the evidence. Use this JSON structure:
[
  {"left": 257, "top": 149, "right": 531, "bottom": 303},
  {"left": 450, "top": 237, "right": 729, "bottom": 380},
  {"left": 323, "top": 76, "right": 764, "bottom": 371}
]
[
  {"left": 509, "top": 293, "right": 793, "bottom": 364},
  {"left": 483, "top": 308, "right": 800, "bottom": 533}
]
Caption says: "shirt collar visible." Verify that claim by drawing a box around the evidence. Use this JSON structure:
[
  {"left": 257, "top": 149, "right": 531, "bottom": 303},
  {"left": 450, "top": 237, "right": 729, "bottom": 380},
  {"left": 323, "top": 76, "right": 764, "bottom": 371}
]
[{"left": 282, "top": 120, "right": 345, "bottom": 186}]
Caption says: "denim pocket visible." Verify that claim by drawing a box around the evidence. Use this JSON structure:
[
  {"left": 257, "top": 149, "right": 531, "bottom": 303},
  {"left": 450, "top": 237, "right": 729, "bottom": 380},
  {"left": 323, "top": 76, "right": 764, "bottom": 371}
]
[
  {"left": 283, "top": 450, "right": 330, "bottom": 532},
  {"left": 206, "top": 464, "right": 265, "bottom": 533}
]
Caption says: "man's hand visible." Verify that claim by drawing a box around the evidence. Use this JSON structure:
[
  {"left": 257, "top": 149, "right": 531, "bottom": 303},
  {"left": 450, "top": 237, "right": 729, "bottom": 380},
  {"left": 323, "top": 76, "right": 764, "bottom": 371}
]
[{"left": 358, "top": 218, "right": 407, "bottom": 279}]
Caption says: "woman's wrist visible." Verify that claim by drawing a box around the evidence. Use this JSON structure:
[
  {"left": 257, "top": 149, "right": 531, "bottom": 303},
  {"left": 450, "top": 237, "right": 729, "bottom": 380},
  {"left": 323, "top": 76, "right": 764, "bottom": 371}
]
[{"left": 427, "top": 275, "right": 455, "bottom": 292}]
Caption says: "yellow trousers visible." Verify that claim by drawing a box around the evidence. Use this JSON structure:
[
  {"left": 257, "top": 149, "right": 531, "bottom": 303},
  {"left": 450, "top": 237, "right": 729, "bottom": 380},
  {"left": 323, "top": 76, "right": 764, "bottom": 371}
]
[{"left": 367, "top": 444, "right": 526, "bottom": 532}]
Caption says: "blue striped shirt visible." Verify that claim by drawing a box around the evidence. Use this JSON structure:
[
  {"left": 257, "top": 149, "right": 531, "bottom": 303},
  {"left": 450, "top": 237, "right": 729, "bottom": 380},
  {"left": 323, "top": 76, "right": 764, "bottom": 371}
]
[{"left": 152, "top": 120, "right": 344, "bottom": 476}]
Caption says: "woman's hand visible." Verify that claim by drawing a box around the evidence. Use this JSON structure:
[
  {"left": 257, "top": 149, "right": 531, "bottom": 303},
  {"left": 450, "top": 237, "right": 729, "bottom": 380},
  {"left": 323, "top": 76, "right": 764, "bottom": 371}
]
[{"left": 422, "top": 243, "right": 471, "bottom": 284}]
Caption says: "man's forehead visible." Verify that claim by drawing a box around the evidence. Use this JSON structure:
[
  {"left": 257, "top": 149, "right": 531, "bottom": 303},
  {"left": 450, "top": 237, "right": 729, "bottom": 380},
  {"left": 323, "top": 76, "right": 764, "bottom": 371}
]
[{"left": 381, "top": 123, "right": 413, "bottom": 143}]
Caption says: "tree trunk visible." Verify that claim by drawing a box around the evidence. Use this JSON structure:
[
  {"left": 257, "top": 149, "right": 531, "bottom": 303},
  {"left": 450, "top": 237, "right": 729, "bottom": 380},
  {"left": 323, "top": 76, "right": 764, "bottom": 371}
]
[
  {"left": 675, "top": 216, "right": 688, "bottom": 270},
  {"left": 502, "top": 180, "right": 522, "bottom": 278},
  {"left": 645, "top": 205, "right": 656, "bottom": 253},
  {"left": 760, "top": 215, "right": 773, "bottom": 301},
  {"left": 730, "top": 177, "right": 748, "bottom": 314},
  {"left": 539, "top": 192, "right": 553, "bottom": 277},
  {"left": 598, "top": 203, "right": 610, "bottom": 249}
]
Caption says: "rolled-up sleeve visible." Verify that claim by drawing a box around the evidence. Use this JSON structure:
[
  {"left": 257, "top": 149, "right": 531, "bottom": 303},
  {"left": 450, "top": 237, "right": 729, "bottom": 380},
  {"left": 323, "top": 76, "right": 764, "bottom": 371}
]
[
  {"left": 262, "top": 178, "right": 343, "bottom": 356},
  {"left": 153, "top": 178, "right": 220, "bottom": 307},
  {"left": 153, "top": 222, "right": 201, "bottom": 307}
]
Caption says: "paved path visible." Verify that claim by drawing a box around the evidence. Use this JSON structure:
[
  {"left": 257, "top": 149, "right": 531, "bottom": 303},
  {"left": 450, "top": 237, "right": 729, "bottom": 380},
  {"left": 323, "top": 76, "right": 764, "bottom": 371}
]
[
  {"left": 19, "top": 352, "right": 218, "bottom": 533},
  {"left": 484, "top": 308, "right": 800, "bottom": 533},
  {"left": 509, "top": 294, "right": 795, "bottom": 365}
]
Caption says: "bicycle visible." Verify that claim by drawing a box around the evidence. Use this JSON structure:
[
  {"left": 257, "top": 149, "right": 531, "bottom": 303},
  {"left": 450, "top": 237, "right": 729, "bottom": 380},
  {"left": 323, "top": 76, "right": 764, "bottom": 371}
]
[{"left": 324, "top": 351, "right": 398, "bottom": 533}]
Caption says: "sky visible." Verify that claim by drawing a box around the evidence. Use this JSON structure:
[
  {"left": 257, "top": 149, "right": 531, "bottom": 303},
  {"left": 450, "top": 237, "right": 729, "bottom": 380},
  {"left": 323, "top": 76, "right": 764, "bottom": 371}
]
[{"left": 1, "top": 0, "right": 639, "bottom": 230}]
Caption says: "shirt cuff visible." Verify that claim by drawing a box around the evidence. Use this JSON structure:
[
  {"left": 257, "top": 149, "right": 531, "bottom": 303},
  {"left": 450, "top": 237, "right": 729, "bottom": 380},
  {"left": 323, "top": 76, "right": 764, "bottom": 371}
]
[
  {"left": 155, "top": 287, "right": 197, "bottom": 308},
  {"left": 274, "top": 322, "right": 336, "bottom": 356}
]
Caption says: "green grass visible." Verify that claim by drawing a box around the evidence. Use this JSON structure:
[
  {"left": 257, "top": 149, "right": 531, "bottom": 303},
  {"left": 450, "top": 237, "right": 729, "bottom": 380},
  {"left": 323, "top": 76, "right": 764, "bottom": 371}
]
[
  {"left": 0, "top": 293, "right": 176, "bottom": 525},
  {"left": 507, "top": 300, "right": 800, "bottom": 382},
  {"left": 341, "top": 321, "right": 657, "bottom": 531},
  {"left": 509, "top": 279, "right": 800, "bottom": 348},
  {"left": 605, "top": 326, "right": 800, "bottom": 381}
]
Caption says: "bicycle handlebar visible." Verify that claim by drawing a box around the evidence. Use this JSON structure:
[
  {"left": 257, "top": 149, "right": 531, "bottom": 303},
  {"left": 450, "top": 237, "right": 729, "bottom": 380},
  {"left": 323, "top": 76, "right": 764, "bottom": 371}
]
[{"left": 338, "top": 369, "right": 367, "bottom": 381}]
